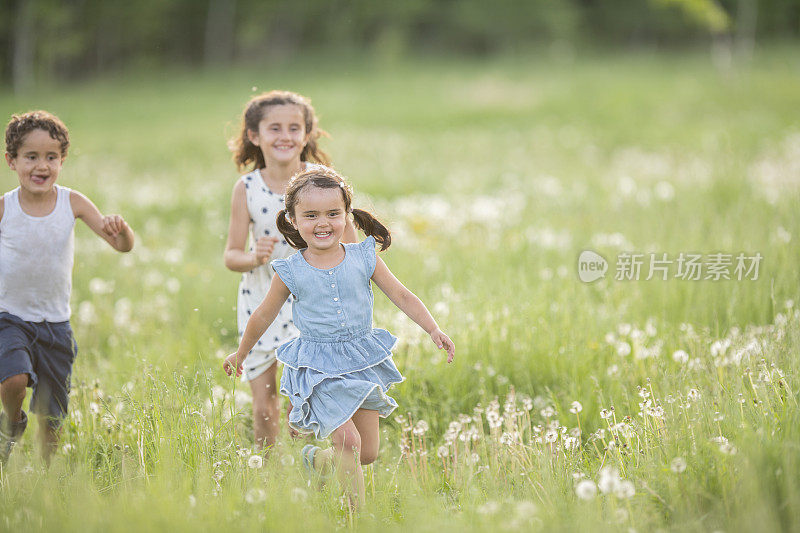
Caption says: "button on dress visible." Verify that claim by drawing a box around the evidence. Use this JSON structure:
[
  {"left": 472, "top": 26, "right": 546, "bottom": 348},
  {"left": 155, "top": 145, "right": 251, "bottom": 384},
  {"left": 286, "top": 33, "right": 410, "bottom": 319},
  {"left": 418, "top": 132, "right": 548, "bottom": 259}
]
[{"left": 271, "top": 236, "right": 404, "bottom": 439}]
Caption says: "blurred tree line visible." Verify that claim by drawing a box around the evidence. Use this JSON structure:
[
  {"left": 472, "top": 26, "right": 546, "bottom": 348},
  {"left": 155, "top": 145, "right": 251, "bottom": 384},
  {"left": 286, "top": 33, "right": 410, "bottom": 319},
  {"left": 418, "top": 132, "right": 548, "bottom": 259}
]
[{"left": 1, "top": 0, "right": 797, "bottom": 91}]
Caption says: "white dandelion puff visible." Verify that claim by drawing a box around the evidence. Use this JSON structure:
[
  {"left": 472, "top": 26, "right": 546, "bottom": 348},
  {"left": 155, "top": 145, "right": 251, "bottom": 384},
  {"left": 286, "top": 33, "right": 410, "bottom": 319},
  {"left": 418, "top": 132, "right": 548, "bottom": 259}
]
[
  {"left": 247, "top": 455, "right": 263, "bottom": 469},
  {"left": 575, "top": 479, "right": 598, "bottom": 500},
  {"left": 671, "top": 457, "right": 687, "bottom": 473}
]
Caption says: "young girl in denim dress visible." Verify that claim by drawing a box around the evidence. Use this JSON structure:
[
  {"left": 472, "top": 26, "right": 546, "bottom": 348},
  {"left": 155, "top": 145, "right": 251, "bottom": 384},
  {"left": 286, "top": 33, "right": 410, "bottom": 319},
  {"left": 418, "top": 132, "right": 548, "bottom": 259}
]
[{"left": 224, "top": 167, "right": 454, "bottom": 509}]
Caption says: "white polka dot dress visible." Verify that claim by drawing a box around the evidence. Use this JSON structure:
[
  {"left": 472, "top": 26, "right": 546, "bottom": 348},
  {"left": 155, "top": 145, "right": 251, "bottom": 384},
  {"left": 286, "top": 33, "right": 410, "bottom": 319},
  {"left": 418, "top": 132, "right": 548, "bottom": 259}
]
[{"left": 236, "top": 164, "right": 326, "bottom": 373}]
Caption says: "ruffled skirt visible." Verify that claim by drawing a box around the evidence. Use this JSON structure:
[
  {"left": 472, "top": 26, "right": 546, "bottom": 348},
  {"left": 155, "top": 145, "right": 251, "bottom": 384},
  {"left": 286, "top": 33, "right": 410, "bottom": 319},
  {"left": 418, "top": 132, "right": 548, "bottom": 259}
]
[{"left": 277, "top": 328, "right": 404, "bottom": 439}]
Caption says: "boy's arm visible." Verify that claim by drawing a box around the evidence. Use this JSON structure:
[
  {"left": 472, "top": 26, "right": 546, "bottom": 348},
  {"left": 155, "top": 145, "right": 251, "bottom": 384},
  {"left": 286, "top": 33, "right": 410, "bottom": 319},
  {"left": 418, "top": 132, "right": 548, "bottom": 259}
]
[
  {"left": 0, "top": 196, "right": 4, "bottom": 224},
  {"left": 70, "top": 190, "right": 134, "bottom": 252},
  {"left": 224, "top": 273, "right": 291, "bottom": 375},
  {"left": 371, "top": 257, "right": 455, "bottom": 362}
]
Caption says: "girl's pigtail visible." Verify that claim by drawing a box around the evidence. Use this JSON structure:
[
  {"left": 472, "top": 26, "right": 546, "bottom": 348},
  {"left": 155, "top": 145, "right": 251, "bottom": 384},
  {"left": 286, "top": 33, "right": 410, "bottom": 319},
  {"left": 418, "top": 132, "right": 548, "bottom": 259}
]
[
  {"left": 276, "top": 210, "right": 307, "bottom": 249},
  {"left": 352, "top": 209, "right": 391, "bottom": 251}
]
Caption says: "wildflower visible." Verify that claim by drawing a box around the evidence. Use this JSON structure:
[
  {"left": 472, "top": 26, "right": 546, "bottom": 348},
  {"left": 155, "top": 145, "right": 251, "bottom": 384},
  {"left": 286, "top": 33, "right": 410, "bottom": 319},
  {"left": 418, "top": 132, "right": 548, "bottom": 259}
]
[
  {"left": 598, "top": 467, "right": 620, "bottom": 494},
  {"left": 614, "top": 480, "right": 635, "bottom": 499},
  {"left": 671, "top": 457, "right": 687, "bottom": 473},
  {"left": 477, "top": 501, "right": 501, "bottom": 515},
  {"left": 711, "top": 436, "right": 728, "bottom": 445},
  {"left": 236, "top": 448, "right": 249, "bottom": 458},
  {"left": 394, "top": 415, "right": 406, "bottom": 425},
  {"left": 544, "top": 429, "right": 558, "bottom": 443},
  {"left": 569, "top": 401, "right": 583, "bottom": 414},
  {"left": 637, "top": 386, "right": 650, "bottom": 399},
  {"left": 486, "top": 411, "right": 502, "bottom": 429},
  {"left": 413, "top": 420, "right": 429, "bottom": 436},
  {"left": 245, "top": 488, "right": 266, "bottom": 504},
  {"left": 469, "top": 453, "right": 480, "bottom": 464},
  {"left": 713, "top": 412, "right": 724, "bottom": 422},
  {"left": 687, "top": 389, "right": 701, "bottom": 402},
  {"left": 62, "top": 443, "right": 74, "bottom": 454},
  {"left": 515, "top": 500, "right": 538, "bottom": 519},
  {"left": 540, "top": 406, "right": 556, "bottom": 418},
  {"left": 458, "top": 414, "right": 472, "bottom": 425},
  {"left": 247, "top": 455, "right": 263, "bottom": 469},
  {"left": 575, "top": 479, "right": 598, "bottom": 500},
  {"left": 563, "top": 436, "right": 579, "bottom": 451},
  {"left": 719, "top": 443, "right": 738, "bottom": 455},
  {"left": 600, "top": 408, "right": 613, "bottom": 420},
  {"left": 521, "top": 396, "right": 533, "bottom": 411},
  {"left": 672, "top": 350, "right": 689, "bottom": 364},
  {"left": 213, "top": 470, "right": 225, "bottom": 481},
  {"left": 437, "top": 446, "right": 449, "bottom": 458},
  {"left": 291, "top": 487, "right": 308, "bottom": 503},
  {"left": 616, "top": 342, "right": 632, "bottom": 357},
  {"left": 448, "top": 421, "right": 462, "bottom": 433}
]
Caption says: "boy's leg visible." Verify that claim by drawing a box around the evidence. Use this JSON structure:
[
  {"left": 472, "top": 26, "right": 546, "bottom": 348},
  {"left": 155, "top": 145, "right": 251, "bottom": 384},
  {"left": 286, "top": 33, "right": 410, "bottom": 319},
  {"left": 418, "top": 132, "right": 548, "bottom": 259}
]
[
  {"left": 37, "top": 416, "right": 60, "bottom": 463},
  {"left": 29, "top": 320, "right": 76, "bottom": 463},
  {"left": 0, "top": 373, "right": 30, "bottom": 464},
  {"left": 0, "top": 315, "right": 37, "bottom": 465},
  {"left": 1, "top": 373, "right": 29, "bottom": 423},
  {"left": 248, "top": 362, "right": 280, "bottom": 450}
]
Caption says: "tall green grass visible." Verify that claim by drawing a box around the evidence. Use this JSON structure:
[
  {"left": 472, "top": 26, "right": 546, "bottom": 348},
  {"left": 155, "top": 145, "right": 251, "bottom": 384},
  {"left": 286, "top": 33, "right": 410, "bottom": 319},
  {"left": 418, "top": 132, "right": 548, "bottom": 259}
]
[{"left": 1, "top": 46, "right": 799, "bottom": 531}]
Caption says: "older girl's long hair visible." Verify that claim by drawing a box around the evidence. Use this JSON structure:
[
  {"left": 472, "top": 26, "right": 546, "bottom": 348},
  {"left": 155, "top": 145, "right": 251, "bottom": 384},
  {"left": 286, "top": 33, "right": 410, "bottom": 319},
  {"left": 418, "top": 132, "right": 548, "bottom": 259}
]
[
  {"left": 229, "top": 90, "right": 330, "bottom": 171},
  {"left": 276, "top": 168, "right": 391, "bottom": 251}
]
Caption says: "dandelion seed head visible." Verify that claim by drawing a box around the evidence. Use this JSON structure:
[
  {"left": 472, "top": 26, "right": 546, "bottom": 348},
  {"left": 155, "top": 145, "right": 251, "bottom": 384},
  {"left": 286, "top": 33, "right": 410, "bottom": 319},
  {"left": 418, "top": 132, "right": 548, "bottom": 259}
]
[
  {"left": 247, "top": 455, "right": 263, "bottom": 469},
  {"left": 477, "top": 501, "right": 501, "bottom": 515},
  {"left": 575, "top": 479, "right": 598, "bottom": 500},
  {"left": 671, "top": 457, "right": 687, "bottom": 473},
  {"left": 719, "top": 443, "right": 738, "bottom": 455},
  {"left": 569, "top": 401, "right": 583, "bottom": 414},
  {"left": 614, "top": 480, "right": 636, "bottom": 499},
  {"left": 291, "top": 487, "right": 308, "bottom": 502},
  {"left": 245, "top": 488, "right": 266, "bottom": 504}
]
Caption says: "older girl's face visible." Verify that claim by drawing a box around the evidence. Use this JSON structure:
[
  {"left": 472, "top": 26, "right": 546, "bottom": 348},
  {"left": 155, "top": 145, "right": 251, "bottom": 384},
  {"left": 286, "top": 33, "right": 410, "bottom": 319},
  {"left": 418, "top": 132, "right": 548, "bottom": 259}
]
[
  {"left": 291, "top": 186, "right": 347, "bottom": 252},
  {"left": 248, "top": 104, "right": 308, "bottom": 166}
]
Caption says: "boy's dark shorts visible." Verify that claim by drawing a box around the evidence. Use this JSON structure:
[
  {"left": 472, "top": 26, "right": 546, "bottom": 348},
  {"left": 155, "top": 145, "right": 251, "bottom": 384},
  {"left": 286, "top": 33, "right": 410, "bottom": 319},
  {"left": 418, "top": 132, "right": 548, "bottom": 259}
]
[{"left": 0, "top": 312, "right": 78, "bottom": 428}]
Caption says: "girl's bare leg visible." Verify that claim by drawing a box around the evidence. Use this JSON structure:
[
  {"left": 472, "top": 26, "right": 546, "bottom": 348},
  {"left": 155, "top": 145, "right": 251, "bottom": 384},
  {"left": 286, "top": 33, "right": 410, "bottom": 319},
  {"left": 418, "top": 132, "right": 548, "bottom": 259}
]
[
  {"left": 351, "top": 409, "right": 379, "bottom": 465},
  {"left": 325, "top": 420, "right": 365, "bottom": 509},
  {"left": 248, "top": 363, "right": 280, "bottom": 450}
]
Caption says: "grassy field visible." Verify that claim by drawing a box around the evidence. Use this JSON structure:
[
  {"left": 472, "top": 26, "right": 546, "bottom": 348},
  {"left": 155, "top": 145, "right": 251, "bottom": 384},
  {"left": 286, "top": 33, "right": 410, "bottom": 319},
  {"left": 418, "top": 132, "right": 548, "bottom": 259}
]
[{"left": 1, "top": 45, "right": 800, "bottom": 531}]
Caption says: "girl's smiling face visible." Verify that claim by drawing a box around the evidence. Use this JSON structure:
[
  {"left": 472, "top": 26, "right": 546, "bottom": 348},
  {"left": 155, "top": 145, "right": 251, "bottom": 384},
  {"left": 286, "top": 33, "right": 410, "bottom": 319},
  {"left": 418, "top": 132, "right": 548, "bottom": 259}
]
[
  {"left": 248, "top": 104, "right": 309, "bottom": 166},
  {"left": 291, "top": 185, "right": 347, "bottom": 252}
]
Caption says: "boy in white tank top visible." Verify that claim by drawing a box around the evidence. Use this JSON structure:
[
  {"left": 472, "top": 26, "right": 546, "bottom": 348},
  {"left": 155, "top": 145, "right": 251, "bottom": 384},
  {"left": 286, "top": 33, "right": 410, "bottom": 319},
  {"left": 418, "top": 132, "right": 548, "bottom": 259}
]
[{"left": 0, "top": 111, "right": 135, "bottom": 465}]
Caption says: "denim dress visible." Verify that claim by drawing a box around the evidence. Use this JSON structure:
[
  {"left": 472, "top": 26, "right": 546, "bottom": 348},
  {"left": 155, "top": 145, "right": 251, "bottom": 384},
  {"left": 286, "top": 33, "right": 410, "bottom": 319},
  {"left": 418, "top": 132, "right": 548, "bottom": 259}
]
[{"left": 271, "top": 236, "right": 404, "bottom": 439}]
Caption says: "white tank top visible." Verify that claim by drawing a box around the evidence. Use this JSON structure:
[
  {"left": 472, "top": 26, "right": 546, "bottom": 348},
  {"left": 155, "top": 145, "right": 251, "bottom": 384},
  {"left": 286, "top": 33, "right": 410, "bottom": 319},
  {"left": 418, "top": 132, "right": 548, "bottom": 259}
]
[{"left": 0, "top": 186, "right": 75, "bottom": 322}]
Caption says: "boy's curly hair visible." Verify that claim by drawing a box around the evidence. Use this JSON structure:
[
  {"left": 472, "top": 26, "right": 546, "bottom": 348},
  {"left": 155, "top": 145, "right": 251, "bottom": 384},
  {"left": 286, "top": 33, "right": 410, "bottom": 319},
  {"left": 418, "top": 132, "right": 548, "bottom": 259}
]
[{"left": 5, "top": 110, "right": 70, "bottom": 159}]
